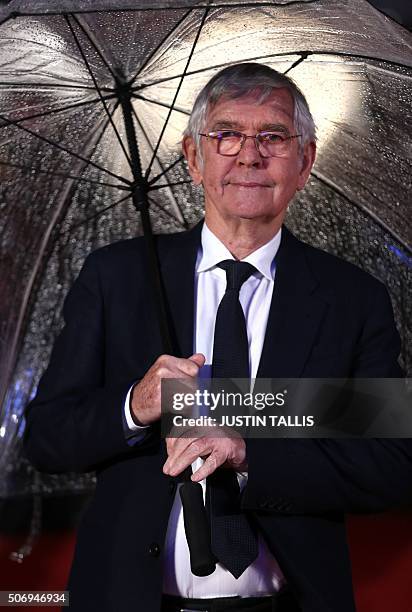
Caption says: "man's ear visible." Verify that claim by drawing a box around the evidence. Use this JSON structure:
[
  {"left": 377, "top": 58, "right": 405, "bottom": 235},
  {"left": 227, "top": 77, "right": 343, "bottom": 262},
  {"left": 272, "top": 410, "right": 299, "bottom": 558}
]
[
  {"left": 182, "top": 135, "right": 203, "bottom": 185},
  {"left": 297, "top": 141, "right": 316, "bottom": 191}
]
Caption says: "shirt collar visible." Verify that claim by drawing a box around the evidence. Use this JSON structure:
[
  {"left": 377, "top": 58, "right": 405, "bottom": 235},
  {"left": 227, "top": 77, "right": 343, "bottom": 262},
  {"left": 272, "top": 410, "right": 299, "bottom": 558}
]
[{"left": 197, "top": 221, "right": 282, "bottom": 281}]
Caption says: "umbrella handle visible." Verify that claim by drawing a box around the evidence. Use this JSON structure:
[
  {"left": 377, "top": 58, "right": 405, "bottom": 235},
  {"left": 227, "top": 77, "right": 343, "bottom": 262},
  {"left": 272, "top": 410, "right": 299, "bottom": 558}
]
[{"left": 179, "top": 481, "right": 217, "bottom": 576}]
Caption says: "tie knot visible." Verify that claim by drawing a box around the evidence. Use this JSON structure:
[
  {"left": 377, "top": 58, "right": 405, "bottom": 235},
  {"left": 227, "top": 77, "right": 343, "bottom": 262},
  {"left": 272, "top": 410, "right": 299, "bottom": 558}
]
[{"left": 218, "top": 260, "right": 256, "bottom": 291}]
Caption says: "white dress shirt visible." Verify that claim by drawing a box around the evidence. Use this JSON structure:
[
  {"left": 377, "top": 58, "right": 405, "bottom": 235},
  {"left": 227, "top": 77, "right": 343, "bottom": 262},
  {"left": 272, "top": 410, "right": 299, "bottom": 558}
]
[{"left": 125, "top": 222, "right": 285, "bottom": 598}]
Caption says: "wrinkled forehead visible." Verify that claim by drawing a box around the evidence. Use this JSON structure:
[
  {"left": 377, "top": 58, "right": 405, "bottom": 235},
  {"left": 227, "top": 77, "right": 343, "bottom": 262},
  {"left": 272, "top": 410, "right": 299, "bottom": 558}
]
[{"left": 205, "top": 88, "right": 295, "bottom": 128}]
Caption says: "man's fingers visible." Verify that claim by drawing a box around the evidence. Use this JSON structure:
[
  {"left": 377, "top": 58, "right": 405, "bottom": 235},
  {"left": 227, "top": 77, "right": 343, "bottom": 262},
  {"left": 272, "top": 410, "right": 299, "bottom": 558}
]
[
  {"left": 191, "top": 452, "right": 225, "bottom": 482},
  {"left": 149, "top": 353, "right": 205, "bottom": 392},
  {"left": 165, "top": 435, "right": 196, "bottom": 461},
  {"left": 174, "top": 354, "right": 205, "bottom": 377},
  {"left": 156, "top": 357, "right": 201, "bottom": 379},
  {"left": 187, "top": 353, "right": 206, "bottom": 368},
  {"left": 167, "top": 427, "right": 216, "bottom": 459},
  {"left": 132, "top": 353, "right": 204, "bottom": 425},
  {"left": 163, "top": 441, "right": 208, "bottom": 476},
  {"left": 163, "top": 438, "right": 212, "bottom": 476},
  {"left": 164, "top": 434, "right": 244, "bottom": 480}
]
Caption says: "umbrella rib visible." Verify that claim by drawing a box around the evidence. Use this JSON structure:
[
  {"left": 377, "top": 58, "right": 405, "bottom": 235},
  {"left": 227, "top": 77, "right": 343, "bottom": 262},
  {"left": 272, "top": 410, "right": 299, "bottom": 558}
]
[
  {"left": 311, "top": 169, "right": 412, "bottom": 255},
  {"left": 364, "top": 63, "right": 412, "bottom": 80},
  {"left": 147, "top": 195, "right": 187, "bottom": 229},
  {"left": 0, "top": 110, "right": 132, "bottom": 186},
  {"left": 134, "top": 49, "right": 412, "bottom": 91},
  {"left": 133, "top": 51, "right": 302, "bottom": 91},
  {"left": 0, "top": 81, "right": 113, "bottom": 91},
  {"left": 283, "top": 52, "right": 309, "bottom": 74},
  {"left": 145, "top": 3, "right": 211, "bottom": 179},
  {"left": 0, "top": 159, "right": 128, "bottom": 191},
  {"left": 0, "top": 93, "right": 117, "bottom": 129},
  {"left": 65, "top": 14, "right": 133, "bottom": 171},
  {"left": 1, "top": 99, "right": 129, "bottom": 244},
  {"left": 149, "top": 180, "right": 192, "bottom": 190},
  {"left": 0, "top": 98, "right": 130, "bottom": 412},
  {"left": 293, "top": 49, "right": 412, "bottom": 71},
  {"left": 58, "top": 192, "right": 133, "bottom": 236},
  {"left": 70, "top": 13, "right": 120, "bottom": 83},
  {"left": 148, "top": 155, "right": 185, "bottom": 184},
  {"left": 0, "top": 2, "right": 315, "bottom": 18},
  {"left": 131, "top": 106, "right": 188, "bottom": 227},
  {"left": 0, "top": 33, "right": 91, "bottom": 62},
  {"left": 64, "top": 97, "right": 130, "bottom": 187},
  {"left": 132, "top": 93, "right": 190, "bottom": 116},
  {"left": 133, "top": 52, "right": 309, "bottom": 90},
  {"left": 131, "top": 7, "right": 194, "bottom": 84}
]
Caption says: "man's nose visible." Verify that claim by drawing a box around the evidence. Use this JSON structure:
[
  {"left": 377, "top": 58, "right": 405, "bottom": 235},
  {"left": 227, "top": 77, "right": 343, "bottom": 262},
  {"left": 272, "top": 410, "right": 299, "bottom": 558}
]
[{"left": 236, "top": 136, "right": 263, "bottom": 167}]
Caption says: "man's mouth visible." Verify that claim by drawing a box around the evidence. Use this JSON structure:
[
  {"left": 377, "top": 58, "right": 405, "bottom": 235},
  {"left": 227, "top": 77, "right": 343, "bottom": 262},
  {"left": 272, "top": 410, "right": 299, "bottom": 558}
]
[{"left": 228, "top": 181, "right": 272, "bottom": 188}]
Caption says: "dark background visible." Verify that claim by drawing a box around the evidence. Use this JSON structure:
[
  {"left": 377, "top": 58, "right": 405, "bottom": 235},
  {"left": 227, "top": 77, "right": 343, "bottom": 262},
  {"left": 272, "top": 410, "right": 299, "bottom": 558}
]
[{"left": 369, "top": 0, "right": 412, "bottom": 29}]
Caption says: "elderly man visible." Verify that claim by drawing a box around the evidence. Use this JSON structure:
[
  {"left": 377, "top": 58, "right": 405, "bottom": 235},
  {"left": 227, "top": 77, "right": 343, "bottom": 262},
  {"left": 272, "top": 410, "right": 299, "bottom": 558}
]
[{"left": 24, "top": 63, "right": 409, "bottom": 612}]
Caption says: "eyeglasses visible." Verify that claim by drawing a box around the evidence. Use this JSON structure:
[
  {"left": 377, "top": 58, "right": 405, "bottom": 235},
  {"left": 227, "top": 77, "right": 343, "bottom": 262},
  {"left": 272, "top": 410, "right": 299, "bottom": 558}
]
[{"left": 198, "top": 130, "right": 302, "bottom": 157}]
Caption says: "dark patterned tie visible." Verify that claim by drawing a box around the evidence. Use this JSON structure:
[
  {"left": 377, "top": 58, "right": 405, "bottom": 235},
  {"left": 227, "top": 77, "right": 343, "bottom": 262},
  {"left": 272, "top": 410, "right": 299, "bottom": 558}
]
[{"left": 207, "top": 259, "right": 259, "bottom": 579}]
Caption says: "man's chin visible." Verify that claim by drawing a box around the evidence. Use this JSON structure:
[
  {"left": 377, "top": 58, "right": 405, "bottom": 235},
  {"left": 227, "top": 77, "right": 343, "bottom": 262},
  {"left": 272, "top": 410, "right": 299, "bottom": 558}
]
[{"left": 227, "top": 202, "right": 276, "bottom": 220}]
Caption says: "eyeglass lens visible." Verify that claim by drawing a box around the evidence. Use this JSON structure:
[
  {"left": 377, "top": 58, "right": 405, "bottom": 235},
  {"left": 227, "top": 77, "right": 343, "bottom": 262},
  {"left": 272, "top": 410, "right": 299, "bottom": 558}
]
[{"left": 217, "top": 132, "right": 290, "bottom": 157}]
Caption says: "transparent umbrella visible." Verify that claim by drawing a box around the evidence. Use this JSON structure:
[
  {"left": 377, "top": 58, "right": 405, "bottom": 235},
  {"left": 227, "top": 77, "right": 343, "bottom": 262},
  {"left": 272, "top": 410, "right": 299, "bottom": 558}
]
[{"left": 0, "top": 0, "right": 411, "bottom": 503}]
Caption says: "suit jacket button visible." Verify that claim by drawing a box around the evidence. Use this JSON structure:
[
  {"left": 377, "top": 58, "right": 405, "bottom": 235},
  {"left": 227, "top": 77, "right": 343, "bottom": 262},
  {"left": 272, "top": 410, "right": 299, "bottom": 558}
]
[{"left": 149, "top": 542, "right": 161, "bottom": 557}]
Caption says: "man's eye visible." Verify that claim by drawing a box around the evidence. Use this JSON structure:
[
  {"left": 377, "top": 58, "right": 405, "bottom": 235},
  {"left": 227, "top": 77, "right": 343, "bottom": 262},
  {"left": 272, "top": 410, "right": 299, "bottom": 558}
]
[
  {"left": 261, "top": 132, "right": 285, "bottom": 143},
  {"left": 217, "top": 131, "right": 240, "bottom": 139}
]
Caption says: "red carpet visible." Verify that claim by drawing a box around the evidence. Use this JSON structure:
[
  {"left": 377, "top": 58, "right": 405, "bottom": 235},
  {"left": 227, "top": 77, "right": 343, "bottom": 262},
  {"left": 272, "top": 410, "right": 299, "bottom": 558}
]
[
  {"left": 1, "top": 511, "right": 412, "bottom": 611},
  {"left": 0, "top": 532, "right": 75, "bottom": 612},
  {"left": 347, "top": 511, "right": 412, "bottom": 611}
]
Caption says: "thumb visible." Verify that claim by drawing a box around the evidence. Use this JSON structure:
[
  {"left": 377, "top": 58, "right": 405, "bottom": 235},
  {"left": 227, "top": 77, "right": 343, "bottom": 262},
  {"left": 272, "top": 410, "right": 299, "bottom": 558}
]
[{"left": 188, "top": 353, "right": 206, "bottom": 368}]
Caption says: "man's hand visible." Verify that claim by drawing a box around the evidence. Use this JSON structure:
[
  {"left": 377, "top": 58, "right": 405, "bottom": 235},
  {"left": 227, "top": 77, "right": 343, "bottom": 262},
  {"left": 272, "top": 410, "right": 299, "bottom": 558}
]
[
  {"left": 163, "top": 431, "right": 248, "bottom": 481},
  {"left": 130, "top": 353, "right": 205, "bottom": 426}
]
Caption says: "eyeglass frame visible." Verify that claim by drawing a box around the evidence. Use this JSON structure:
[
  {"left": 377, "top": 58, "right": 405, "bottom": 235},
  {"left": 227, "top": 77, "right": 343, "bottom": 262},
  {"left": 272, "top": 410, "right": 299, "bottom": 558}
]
[{"left": 198, "top": 130, "right": 302, "bottom": 158}]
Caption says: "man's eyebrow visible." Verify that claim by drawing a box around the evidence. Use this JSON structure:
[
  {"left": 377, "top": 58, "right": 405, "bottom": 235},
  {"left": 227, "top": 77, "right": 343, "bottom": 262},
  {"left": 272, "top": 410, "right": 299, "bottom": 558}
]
[
  {"left": 208, "top": 120, "right": 290, "bottom": 132},
  {"left": 209, "top": 120, "right": 242, "bottom": 130},
  {"left": 259, "top": 123, "right": 289, "bottom": 133}
]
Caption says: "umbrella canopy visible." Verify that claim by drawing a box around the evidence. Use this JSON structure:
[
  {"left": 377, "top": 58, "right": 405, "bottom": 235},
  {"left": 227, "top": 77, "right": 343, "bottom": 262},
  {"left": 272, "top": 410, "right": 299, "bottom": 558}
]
[{"left": 0, "top": 0, "right": 411, "bottom": 498}]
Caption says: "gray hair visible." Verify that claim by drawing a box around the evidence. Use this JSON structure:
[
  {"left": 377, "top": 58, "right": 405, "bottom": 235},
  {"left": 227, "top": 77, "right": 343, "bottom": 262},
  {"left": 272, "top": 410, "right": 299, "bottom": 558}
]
[{"left": 184, "top": 62, "right": 316, "bottom": 157}]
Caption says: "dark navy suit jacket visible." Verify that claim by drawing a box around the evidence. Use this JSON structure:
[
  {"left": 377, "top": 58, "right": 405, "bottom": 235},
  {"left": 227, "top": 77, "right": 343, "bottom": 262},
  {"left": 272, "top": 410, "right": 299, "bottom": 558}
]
[{"left": 24, "top": 222, "right": 410, "bottom": 612}]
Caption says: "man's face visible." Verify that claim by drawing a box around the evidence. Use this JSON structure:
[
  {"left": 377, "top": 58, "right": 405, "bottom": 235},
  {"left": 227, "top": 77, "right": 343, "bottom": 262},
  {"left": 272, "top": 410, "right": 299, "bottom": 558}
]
[{"left": 183, "top": 88, "right": 316, "bottom": 226}]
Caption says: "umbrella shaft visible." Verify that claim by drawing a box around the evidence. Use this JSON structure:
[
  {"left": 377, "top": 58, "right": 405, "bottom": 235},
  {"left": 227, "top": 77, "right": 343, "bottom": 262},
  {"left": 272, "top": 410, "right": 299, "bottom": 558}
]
[{"left": 119, "top": 86, "right": 173, "bottom": 355}]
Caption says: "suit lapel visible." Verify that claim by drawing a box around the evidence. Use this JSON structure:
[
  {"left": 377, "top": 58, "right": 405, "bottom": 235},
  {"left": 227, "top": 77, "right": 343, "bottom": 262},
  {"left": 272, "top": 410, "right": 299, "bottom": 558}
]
[
  {"left": 157, "top": 221, "right": 203, "bottom": 358},
  {"left": 257, "top": 227, "right": 329, "bottom": 378}
]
